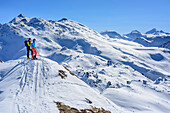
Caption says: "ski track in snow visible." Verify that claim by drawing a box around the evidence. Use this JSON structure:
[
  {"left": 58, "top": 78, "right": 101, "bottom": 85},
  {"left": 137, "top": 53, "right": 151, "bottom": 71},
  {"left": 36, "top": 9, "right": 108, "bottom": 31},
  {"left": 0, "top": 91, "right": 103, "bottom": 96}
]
[
  {"left": 5, "top": 59, "right": 119, "bottom": 113},
  {"left": 13, "top": 59, "right": 50, "bottom": 113}
]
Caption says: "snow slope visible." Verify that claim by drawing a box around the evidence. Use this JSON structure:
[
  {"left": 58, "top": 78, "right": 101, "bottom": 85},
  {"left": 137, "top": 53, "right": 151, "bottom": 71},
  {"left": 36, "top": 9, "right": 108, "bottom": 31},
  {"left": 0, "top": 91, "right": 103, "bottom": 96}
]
[
  {"left": 0, "top": 14, "right": 170, "bottom": 113},
  {"left": 0, "top": 58, "right": 123, "bottom": 113}
]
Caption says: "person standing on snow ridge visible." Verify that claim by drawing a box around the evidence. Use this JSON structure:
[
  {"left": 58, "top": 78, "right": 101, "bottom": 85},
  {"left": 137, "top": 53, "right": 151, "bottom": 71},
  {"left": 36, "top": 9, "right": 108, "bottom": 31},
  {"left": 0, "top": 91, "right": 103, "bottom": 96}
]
[
  {"left": 31, "top": 39, "right": 37, "bottom": 59},
  {"left": 25, "top": 38, "right": 32, "bottom": 59}
]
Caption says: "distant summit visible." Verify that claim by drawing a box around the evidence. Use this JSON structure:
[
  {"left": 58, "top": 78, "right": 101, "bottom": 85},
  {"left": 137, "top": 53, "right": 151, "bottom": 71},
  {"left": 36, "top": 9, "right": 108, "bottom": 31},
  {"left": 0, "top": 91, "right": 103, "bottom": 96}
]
[
  {"left": 100, "top": 30, "right": 122, "bottom": 39},
  {"left": 130, "top": 30, "right": 141, "bottom": 34},
  {"left": 146, "top": 28, "right": 157, "bottom": 34},
  {"left": 101, "top": 28, "right": 170, "bottom": 48},
  {"left": 134, "top": 28, "right": 170, "bottom": 47},
  {"left": 125, "top": 30, "right": 143, "bottom": 40},
  {"left": 100, "top": 30, "right": 143, "bottom": 41},
  {"left": 145, "top": 28, "right": 169, "bottom": 35}
]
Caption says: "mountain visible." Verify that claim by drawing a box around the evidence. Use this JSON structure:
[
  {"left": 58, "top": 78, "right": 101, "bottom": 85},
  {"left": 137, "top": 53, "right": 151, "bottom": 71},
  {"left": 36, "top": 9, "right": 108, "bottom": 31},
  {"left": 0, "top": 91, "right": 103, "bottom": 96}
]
[
  {"left": 100, "top": 30, "right": 122, "bottom": 39},
  {"left": 100, "top": 30, "right": 134, "bottom": 41},
  {"left": 145, "top": 28, "right": 170, "bottom": 36},
  {"left": 0, "top": 14, "right": 170, "bottom": 113},
  {"left": 100, "top": 30, "right": 144, "bottom": 41},
  {"left": 124, "top": 30, "right": 143, "bottom": 41},
  {"left": 134, "top": 35, "right": 170, "bottom": 47},
  {"left": 100, "top": 30, "right": 143, "bottom": 41},
  {"left": 0, "top": 14, "right": 101, "bottom": 61},
  {"left": 146, "top": 28, "right": 159, "bottom": 34},
  {"left": 101, "top": 28, "right": 170, "bottom": 49},
  {"left": 134, "top": 28, "right": 170, "bottom": 48}
]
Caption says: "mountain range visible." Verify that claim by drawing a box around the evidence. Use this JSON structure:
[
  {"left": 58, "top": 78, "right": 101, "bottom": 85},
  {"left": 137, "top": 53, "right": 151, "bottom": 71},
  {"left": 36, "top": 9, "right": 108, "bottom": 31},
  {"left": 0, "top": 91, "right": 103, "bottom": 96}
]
[
  {"left": 101, "top": 28, "right": 170, "bottom": 49},
  {"left": 0, "top": 14, "right": 170, "bottom": 113}
]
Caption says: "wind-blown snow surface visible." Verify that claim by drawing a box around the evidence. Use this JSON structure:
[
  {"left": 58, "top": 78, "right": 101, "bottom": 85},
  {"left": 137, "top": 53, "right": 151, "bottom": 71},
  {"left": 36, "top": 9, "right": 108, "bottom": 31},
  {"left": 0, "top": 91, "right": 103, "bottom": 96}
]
[{"left": 0, "top": 14, "right": 170, "bottom": 113}]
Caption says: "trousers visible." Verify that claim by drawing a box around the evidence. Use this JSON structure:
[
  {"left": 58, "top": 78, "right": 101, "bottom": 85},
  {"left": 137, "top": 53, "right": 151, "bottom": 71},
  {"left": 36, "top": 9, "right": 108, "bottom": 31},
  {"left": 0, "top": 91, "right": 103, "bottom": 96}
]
[
  {"left": 27, "top": 46, "right": 32, "bottom": 58},
  {"left": 32, "top": 48, "right": 37, "bottom": 58}
]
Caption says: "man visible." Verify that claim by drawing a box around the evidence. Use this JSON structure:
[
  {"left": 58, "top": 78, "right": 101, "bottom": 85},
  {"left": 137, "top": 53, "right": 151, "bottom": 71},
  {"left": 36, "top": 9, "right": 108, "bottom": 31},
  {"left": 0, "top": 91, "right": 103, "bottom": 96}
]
[
  {"left": 32, "top": 38, "right": 37, "bottom": 59},
  {"left": 25, "top": 38, "right": 32, "bottom": 59}
]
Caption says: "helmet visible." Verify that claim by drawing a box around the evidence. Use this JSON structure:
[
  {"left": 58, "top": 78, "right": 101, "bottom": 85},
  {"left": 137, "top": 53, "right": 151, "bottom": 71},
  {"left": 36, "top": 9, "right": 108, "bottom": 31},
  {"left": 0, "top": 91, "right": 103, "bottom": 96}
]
[
  {"left": 33, "top": 39, "right": 36, "bottom": 41},
  {"left": 28, "top": 38, "right": 31, "bottom": 40}
]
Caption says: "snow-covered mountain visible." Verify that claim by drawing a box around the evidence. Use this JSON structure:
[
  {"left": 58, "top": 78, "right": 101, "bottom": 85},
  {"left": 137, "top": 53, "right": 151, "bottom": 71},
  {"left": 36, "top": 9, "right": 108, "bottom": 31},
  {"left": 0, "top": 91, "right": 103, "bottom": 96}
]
[
  {"left": 134, "top": 35, "right": 170, "bottom": 48},
  {"left": 124, "top": 30, "right": 143, "bottom": 40},
  {"left": 0, "top": 14, "right": 170, "bottom": 113},
  {"left": 100, "top": 30, "right": 144, "bottom": 41},
  {"left": 100, "top": 30, "right": 122, "bottom": 39},
  {"left": 134, "top": 28, "right": 170, "bottom": 48},
  {"left": 145, "top": 28, "right": 170, "bottom": 36},
  {"left": 100, "top": 30, "right": 134, "bottom": 41},
  {"left": 101, "top": 28, "right": 170, "bottom": 49}
]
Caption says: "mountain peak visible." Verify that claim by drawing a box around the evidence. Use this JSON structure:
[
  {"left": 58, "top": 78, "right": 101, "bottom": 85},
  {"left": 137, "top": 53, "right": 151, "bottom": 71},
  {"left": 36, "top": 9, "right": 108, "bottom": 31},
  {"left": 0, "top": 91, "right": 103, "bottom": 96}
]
[
  {"left": 17, "top": 14, "right": 25, "bottom": 18},
  {"left": 146, "top": 28, "right": 157, "bottom": 34},
  {"left": 100, "top": 30, "right": 122, "bottom": 39},
  {"left": 101, "top": 30, "right": 117, "bottom": 33},
  {"left": 160, "top": 30, "right": 165, "bottom": 33},
  {"left": 124, "top": 30, "right": 143, "bottom": 40},
  {"left": 152, "top": 28, "right": 157, "bottom": 31},
  {"left": 58, "top": 18, "right": 71, "bottom": 22},
  {"left": 145, "top": 28, "right": 169, "bottom": 35},
  {"left": 9, "top": 14, "right": 27, "bottom": 23},
  {"left": 131, "top": 30, "right": 141, "bottom": 34}
]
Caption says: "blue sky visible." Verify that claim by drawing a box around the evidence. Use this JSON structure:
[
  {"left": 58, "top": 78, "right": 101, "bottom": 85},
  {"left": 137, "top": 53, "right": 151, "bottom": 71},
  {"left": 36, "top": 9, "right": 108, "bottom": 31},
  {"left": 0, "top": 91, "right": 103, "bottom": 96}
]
[{"left": 0, "top": 0, "right": 170, "bottom": 34}]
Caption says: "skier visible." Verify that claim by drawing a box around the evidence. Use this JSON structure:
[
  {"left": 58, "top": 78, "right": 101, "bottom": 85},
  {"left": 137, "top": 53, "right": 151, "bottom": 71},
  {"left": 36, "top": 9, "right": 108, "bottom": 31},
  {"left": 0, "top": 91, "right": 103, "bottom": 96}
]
[
  {"left": 31, "top": 38, "right": 37, "bottom": 59},
  {"left": 25, "top": 38, "right": 32, "bottom": 59}
]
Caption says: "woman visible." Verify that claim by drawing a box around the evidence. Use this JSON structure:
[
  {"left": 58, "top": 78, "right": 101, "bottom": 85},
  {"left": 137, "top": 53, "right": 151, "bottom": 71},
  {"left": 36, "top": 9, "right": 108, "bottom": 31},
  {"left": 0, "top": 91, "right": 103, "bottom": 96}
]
[{"left": 32, "top": 39, "right": 37, "bottom": 59}]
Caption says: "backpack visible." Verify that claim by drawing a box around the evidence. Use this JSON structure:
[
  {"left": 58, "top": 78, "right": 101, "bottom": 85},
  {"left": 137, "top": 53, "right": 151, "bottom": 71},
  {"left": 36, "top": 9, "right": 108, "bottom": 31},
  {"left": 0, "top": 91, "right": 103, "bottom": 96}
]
[{"left": 24, "top": 40, "right": 28, "bottom": 47}]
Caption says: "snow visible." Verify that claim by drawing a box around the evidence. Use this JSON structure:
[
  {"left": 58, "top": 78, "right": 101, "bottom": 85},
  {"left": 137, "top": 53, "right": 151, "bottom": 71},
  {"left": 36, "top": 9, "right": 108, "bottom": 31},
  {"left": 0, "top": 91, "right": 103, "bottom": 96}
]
[
  {"left": 103, "top": 85, "right": 170, "bottom": 113},
  {"left": 0, "top": 58, "right": 123, "bottom": 113},
  {"left": 101, "top": 29, "right": 170, "bottom": 49},
  {"left": 0, "top": 14, "right": 170, "bottom": 113}
]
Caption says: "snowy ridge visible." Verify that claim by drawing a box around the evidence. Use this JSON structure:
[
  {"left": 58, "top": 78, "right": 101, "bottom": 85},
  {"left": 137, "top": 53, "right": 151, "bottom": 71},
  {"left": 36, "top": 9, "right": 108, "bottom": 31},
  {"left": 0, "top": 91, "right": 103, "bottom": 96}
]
[{"left": 0, "top": 14, "right": 170, "bottom": 113}]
